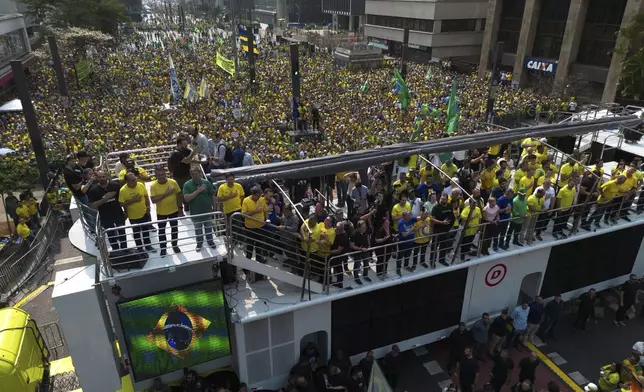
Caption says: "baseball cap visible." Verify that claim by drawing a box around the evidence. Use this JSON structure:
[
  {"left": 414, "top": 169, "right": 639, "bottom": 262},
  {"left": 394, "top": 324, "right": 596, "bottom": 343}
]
[{"left": 518, "top": 187, "right": 527, "bottom": 195}]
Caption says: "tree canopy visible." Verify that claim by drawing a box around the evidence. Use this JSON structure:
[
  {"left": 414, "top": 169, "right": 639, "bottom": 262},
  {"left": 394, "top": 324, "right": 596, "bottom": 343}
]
[
  {"left": 617, "top": 12, "right": 644, "bottom": 100},
  {"left": 22, "top": 0, "right": 130, "bottom": 35}
]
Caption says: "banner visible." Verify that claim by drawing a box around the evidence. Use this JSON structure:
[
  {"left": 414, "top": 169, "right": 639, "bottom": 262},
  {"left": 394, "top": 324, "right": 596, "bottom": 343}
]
[
  {"left": 367, "top": 361, "right": 393, "bottom": 392},
  {"left": 168, "top": 54, "right": 180, "bottom": 103},
  {"left": 216, "top": 52, "right": 236, "bottom": 76}
]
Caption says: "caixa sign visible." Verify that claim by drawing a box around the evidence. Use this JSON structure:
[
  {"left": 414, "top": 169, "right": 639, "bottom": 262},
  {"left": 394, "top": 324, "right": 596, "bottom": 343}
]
[{"left": 524, "top": 57, "right": 558, "bottom": 73}]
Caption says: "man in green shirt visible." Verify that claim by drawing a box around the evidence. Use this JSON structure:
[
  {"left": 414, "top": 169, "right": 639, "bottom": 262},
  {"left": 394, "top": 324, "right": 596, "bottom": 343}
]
[
  {"left": 507, "top": 187, "right": 528, "bottom": 247},
  {"left": 183, "top": 167, "right": 216, "bottom": 251}
]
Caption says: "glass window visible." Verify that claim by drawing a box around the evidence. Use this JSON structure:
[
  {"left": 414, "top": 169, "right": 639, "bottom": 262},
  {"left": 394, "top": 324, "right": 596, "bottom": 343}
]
[
  {"left": 576, "top": 0, "right": 627, "bottom": 67},
  {"left": 0, "top": 29, "right": 26, "bottom": 65},
  {"left": 498, "top": 0, "right": 525, "bottom": 53},
  {"left": 365, "top": 16, "right": 433, "bottom": 32},
  {"left": 532, "top": 0, "right": 570, "bottom": 59},
  {"left": 441, "top": 19, "right": 477, "bottom": 32}
]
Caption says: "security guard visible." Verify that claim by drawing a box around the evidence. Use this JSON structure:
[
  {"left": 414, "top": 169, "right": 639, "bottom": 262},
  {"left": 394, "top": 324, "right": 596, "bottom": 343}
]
[{"left": 598, "top": 363, "right": 622, "bottom": 392}]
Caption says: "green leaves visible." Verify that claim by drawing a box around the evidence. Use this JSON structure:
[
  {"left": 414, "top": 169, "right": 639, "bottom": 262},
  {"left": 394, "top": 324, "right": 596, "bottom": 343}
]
[
  {"left": 22, "top": 0, "right": 130, "bottom": 34},
  {"left": 0, "top": 157, "right": 39, "bottom": 194}
]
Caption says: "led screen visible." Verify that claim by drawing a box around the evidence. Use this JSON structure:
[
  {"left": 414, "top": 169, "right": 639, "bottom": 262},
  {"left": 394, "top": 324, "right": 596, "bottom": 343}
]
[{"left": 117, "top": 280, "right": 231, "bottom": 382}]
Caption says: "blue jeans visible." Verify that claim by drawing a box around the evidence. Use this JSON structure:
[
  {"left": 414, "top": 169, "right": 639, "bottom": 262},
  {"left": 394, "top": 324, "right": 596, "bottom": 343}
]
[
  {"left": 75, "top": 194, "right": 89, "bottom": 205},
  {"left": 191, "top": 215, "right": 214, "bottom": 247}
]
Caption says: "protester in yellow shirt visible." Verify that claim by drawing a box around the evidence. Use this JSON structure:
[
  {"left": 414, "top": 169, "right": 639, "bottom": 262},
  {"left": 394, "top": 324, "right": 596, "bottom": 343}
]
[
  {"left": 553, "top": 180, "right": 576, "bottom": 239},
  {"left": 413, "top": 210, "right": 431, "bottom": 268},
  {"left": 519, "top": 168, "right": 537, "bottom": 196},
  {"left": 118, "top": 159, "right": 151, "bottom": 184},
  {"left": 150, "top": 166, "right": 183, "bottom": 256},
  {"left": 513, "top": 162, "right": 529, "bottom": 192},
  {"left": 16, "top": 218, "right": 34, "bottom": 243},
  {"left": 241, "top": 187, "right": 269, "bottom": 271},
  {"left": 587, "top": 176, "right": 627, "bottom": 227},
  {"left": 559, "top": 160, "right": 576, "bottom": 184},
  {"left": 392, "top": 192, "right": 411, "bottom": 232},
  {"left": 487, "top": 144, "right": 501, "bottom": 158},
  {"left": 441, "top": 160, "right": 458, "bottom": 180},
  {"left": 314, "top": 217, "right": 337, "bottom": 276},
  {"left": 118, "top": 172, "right": 155, "bottom": 251},
  {"left": 217, "top": 173, "right": 245, "bottom": 215},
  {"left": 618, "top": 167, "right": 638, "bottom": 221},
  {"left": 537, "top": 167, "right": 556, "bottom": 187},
  {"left": 300, "top": 215, "right": 322, "bottom": 256},
  {"left": 480, "top": 163, "right": 496, "bottom": 198},
  {"left": 459, "top": 200, "right": 481, "bottom": 262}
]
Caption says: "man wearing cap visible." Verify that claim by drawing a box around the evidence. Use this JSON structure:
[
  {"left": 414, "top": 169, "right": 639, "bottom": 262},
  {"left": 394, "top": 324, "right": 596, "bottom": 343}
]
[{"left": 507, "top": 188, "right": 528, "bottom": 246}]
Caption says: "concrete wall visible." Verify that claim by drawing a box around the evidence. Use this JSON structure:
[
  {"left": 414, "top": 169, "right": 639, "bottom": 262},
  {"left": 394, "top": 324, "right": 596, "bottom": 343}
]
[
  {"left": 366, "top": 0, "right": 487, "bottom": 20},
  {"left": 0, "top": 0, "right": 18, "bottom": 15},
  {"left": 52, "top": 266, "right": 122, "bottom": 392},
  {"left": 365, "top": 24, "right": 483, "bottom": 58}
]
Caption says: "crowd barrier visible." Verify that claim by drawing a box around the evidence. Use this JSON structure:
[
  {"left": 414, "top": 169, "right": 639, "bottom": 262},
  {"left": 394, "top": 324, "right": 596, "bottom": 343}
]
[
  {"left": 104, "top": 144, "right": 175, "bottom": 177},
  {"left": 0, "top": 210, "right": 60, "bottom": 300}
]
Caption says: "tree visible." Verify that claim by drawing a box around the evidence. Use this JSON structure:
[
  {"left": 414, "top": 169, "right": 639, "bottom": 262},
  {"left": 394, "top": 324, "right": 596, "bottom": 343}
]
[
  {"left": 616, "top": 12, "right": 644, "bottom": 100},
  {"left": 22, "top": 0, "right": 130, "bottom": 35}
]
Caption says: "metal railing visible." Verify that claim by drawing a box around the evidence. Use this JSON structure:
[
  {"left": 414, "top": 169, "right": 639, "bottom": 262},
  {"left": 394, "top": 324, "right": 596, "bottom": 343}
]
[
  {"left": 0, "top": 210, "right": 60, "bottom": 300},
  {"left": 228, "top": 211, "right": 325, "bottom": 291},
  {"left": 97, "top": 211, "right": 227, "bottom": 277},
  {"left": 104, "top": 145, "right": 174, "bottom": 177},
  {"left": 322, "top": 194, "right": 641, "bottom": 293}
]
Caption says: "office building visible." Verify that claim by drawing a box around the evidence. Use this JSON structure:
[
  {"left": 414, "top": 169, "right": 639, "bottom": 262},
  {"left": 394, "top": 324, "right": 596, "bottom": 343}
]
[
  {"left": 478, "top": 0, "right": 643, "bottom": 102},
  {"left": 364, "top": 0, "right": 489, "bottom": 62},
  {"left": 322, "top": 0, "right": 365, "bottom": 31}
]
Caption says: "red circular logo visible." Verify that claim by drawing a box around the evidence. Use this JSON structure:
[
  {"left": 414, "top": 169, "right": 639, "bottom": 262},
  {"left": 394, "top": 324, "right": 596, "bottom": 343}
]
[{"left": 485, "top": 264, "right": 507, "bottom": 287}]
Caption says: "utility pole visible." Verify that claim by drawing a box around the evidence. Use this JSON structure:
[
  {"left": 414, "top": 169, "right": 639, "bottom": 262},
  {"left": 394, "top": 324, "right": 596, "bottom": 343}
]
[
  {"left": 230, "top": 0, "right": 239, "bottom": 75},
  {"left": 400, "top": 28, "right": 409, "bottom": 79},
  {"left": 290, "top": 43, "right": 301, "bottom": 132},
  {"left": 485, "top": 41, "right": 504, "bottom": 124},
  {"left": 11, "top": 61, "right": 49, "bottom": 191},
  {"left": 244, "top": 0, "right": 256, "bottom": 93},
  {"left": 47, "top": 36, "right": 68, "bottom": 97}
]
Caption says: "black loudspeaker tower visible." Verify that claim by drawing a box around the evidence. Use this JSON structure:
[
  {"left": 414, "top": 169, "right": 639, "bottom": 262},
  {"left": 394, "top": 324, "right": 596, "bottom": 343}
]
[{"left": 290, "top": 43, "right": 300, "bottom": 99}]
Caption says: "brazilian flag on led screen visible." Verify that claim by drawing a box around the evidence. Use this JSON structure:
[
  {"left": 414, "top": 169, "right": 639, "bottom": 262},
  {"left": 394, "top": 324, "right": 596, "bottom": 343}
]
[{"left": 117, "top": 281, "right": 231, "bottom": 382}]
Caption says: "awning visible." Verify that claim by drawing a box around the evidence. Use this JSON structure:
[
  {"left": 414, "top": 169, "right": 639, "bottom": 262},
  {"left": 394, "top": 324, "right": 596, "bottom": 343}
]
[
  {"left": 368, "top": 42, "right": 388, "bottom": 50},
  {"left": 0, "top": 99, "right": 22, "bottom": 112}
]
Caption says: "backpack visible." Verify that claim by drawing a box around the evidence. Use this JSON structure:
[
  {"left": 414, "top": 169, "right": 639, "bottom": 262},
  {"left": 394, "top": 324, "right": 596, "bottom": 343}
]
[{"left": 219, "top": 142, "right": 233, "bottom": 163}]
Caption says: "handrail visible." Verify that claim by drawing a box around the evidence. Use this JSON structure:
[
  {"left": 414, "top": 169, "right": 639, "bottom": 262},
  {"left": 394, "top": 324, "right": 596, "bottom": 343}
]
[
  {"left": 274, "top": 180, "right": 311, "bottom": 235},
  {"left": 323, "top": 193, "right": 640, "bottom": 292},
  {"left": 601, "top": 134, "right": 624, "bottom": 161}
]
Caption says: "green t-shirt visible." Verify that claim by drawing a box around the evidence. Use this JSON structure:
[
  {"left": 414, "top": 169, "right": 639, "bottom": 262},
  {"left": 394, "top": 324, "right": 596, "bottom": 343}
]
[
  {"left": 183, "top": 178, "right": 215, "bottom": 215},
  {"left": 511, "top": 195, "right": 528, "bottom": 224}
]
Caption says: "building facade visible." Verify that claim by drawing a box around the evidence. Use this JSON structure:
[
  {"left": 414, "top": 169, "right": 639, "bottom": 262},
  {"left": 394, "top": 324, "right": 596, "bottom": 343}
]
[
  {"left": 478, "top": 0, "right": 643, "bottom": 102},
  {"left": 364, "top": 0, "right": 488, "bottom": 62},
  {"left": 0, "top": 13, "right": 35, "bottom": 87},
  {"left": 322, "top": 0, "right": 365, "bottom": 31}
]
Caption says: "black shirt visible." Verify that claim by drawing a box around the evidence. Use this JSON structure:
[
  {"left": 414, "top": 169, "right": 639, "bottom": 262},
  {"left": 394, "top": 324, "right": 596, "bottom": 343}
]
[
  {"left": 580, "top": 177, "right": 598, "bottom": 201},
  {"left": 621, "top": 280, "right": 643, "bottom": 305},
  {"left": 545, "top": 300, "right": 564, "bottom": 321},
  {"left": 491, "top": 355, "right": 514, "bottom": 381},
  {"left": 332, "top": 232, "right": 350, "bottom": 262},
  {"left": 87, "top": 181, "right": 125, "bottom": 219},
  {"left": 327, "top": 373, "right": 349, "bottom": 390},
  {"left": 351, "top": 232, "right": 369, "bottom": 249},
  {"left": 80, "top": 159, "right": 95, "bottom": 170},
  {"left": 578, "top": 293, "right": 597, "bottom": 313},
  {"left": 458, "top": 356, "right": 479, "bottom": 384},
  {"left": 490, "top": 316, "right": 509, "bottom": 337},
  {"left": 431, "top": 203, "right": 454, "bottom": 233},
  {"left": 168, "top": 148, "right": 192, "bottom": 179},
  {"left": 347, "top": 377, "right": 365, "bottom": 392},
  {"left": 518, "top": 358, "right": 539, "bottom": 380},
  {"left": 63, "top": 165, "right": 84, "bottom": 197}
]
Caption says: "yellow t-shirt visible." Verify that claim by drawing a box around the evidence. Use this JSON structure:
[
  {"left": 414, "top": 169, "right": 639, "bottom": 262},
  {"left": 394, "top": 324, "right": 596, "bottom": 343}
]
[
  {"left": 16, "top": 204, "right": 30, "bottom": 219},
  {"left": 118, "top": 167, "right": 150, "bottom": 183},
  {"left": 17, "top": 222, "right": 30, "bottom": 239},
  {"left": 501, "top": 168, "right": 511, "bottom": 182},
  {"left": 217, "top": 183, "right": 245, "bottom": 214},
  {"left": 26, "top": 200, "right": 38, "bottom": 215},
  {"left": 537, "top": 175, "right": 556, "bottom": 187},
  {"left": 598, "top": 179, "right": 621, "bottom": 204},
  {"left": 460, "top": 206, "right": 481, "bottom": 236},
  {"left": 335, "top": 172, "right": 348, "bottom": 182},
  {"left": 480, "top": 169, "right": 496, "bottom": 190},
  {"left": 513, "top": 168, "right": 526, "bottom": 192},
  {"left": 452, "top": 205, "right": 461, "bottom": 228},
  {"left": 419, "top": 167, "right": 431, "bottom": 183},
  {"left": 440, "top": 162, "right": 458, "bottom": 179},
  {"left": 118, "top": 182, "right": 148, "bottom": 220},
  {"left": 519, "top": 176, "right": 536, "bottom": 195},
  {"left": 392, "top": 202, "right": 411, "bottom": 231},
  {"left": 527, "top": 194, "right": 544, "bottom": 215},
  {"left": 300, "top": 219, "right": 321, "bottom": 253},
  {"left": 241, "top": 196, "right": 267, "bottom": 229},
  {"left": 488, "top": 145, "right": 501, "bottom": 156},
  {"left": 557, "top": 186, "right": 576, "bottom": 210},
  {"left": 414, "top": 217, "right": 432, "bottom": 244},
  {"left": 535, "top": 151, "right": 547, "bottom": 164},
  {"left": 559, "top": 163, "right": 574, "bottom": 180},
  {"left": 620, "top": 174, "right": 637, "bottom": 192},
  {"left": 633, "top": 169, "right": 643, "bottom": 182},
  {"left": 316, "top": 223, "right": 336, "bottom": 257},
  {"left": 150, "top": 179, "right": 181, "bottom": 216}
]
